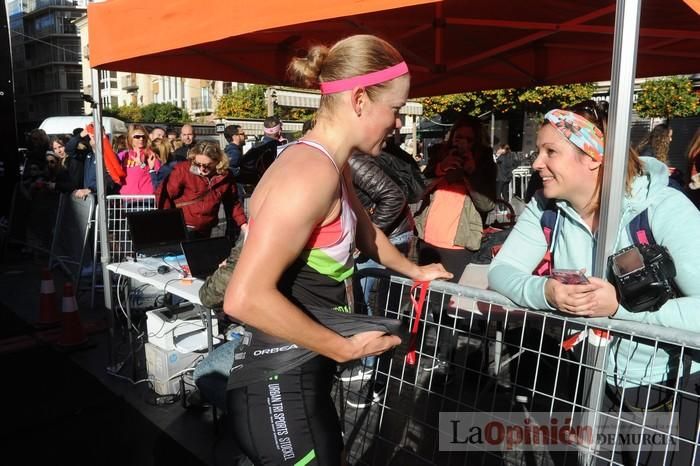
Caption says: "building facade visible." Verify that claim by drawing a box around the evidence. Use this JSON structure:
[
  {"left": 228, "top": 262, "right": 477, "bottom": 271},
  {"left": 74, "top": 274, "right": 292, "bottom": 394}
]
[
  {"left": 8, "top": 0, "right": 86, "bottom": 133},
  {"left": 75, "top": 14, "right": 232, "bottom": 119}
]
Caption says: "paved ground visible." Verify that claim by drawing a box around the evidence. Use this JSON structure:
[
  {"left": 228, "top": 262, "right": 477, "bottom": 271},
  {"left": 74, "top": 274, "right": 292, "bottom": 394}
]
[
  {"left": 0, "top": 250, "right": 223, "bottom": 466},
  {"left": 0, "top": 245, "right": 582, "bottom": 466}
]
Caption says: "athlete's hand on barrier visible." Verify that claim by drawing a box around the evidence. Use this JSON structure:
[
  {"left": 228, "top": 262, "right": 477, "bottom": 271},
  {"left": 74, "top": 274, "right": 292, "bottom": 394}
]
[
  {"left": 346, "top": 330, "right": 401, "bottom": 362},
  {"left": 412, "top": 263, "right": 453, "bottom": 282},
  {"left": 545, "top": 278, "right": 600, "bottom": 316}
]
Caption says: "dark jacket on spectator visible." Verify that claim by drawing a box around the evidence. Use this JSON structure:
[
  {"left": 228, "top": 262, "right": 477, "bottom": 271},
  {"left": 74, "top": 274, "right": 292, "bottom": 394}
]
[
  {"left": 224, "top": 143, "right": 243, "bottom": 178},
  {"left": 496, "top": 151, "right": 518, "bottom": 182},
  {"left": 64, "top": 134, "right": 88, "bottom": 190},
  {"left": 65, "top": 134, "right": 119, "bottom": 194},
  {"left": 348, "top": 154, "right": 414, "bottom": 241},
  {"left": 53, "top": 159, "right": 81, "bottom": 193},
  {"left": 172, "top": 143, "right": 195, "bottom": 162}
]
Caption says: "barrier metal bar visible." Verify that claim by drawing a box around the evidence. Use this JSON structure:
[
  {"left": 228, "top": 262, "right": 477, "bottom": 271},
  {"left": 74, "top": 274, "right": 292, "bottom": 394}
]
[
  {"left": 337, "top": 272, "right": 699, "bottom": 466},
  {"left": 104, "top": 194, "right": 156, "bottom": 369},
  {"left": 583, "top": 1, "right": 644, "bottom": 464},
  {"left": 509, "top": 167, "right": 532, "bottom": 202},
  {"left": 90, "top": 67, "right": 112, "bottom": 311},
  {"left": 366, "top": 272, "right": 700, "bottom": 360},
  {"left": 105, "top": 195, "right": 156, "bottom": 263}
]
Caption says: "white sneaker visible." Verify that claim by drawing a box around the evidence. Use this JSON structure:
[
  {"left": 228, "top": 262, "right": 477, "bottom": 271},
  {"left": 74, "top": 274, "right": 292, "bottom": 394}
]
[
  {"left": 346, "top": 383, "right": 384, "bottom": 409},
  {"left": 337, "top": 366, "right": 375, "bottom": 383},
  {"left": 421, "top": 358, "right": 448, "bottom": 372}
]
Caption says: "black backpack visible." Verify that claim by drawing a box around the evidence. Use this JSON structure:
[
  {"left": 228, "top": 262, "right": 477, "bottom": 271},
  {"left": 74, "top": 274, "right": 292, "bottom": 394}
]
[
  {"left": 376, "top": 150, "right": 425, "bottom": 204},
  {"left": 237, "top": 139, "right": 278, "bottom": 185}
]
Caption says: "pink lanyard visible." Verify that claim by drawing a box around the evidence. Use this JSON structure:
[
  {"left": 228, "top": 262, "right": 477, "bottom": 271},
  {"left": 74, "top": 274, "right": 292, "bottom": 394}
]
[{"left": 405, "top": 280, "right": 430, "bottom": 366}]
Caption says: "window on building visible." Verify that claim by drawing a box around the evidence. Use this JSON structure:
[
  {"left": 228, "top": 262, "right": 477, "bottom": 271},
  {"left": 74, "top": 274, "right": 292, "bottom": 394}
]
[
  {"left": 66, "top": 70, "right": 82, "bottom": 90},
  {"left": 33, "top": 13, "right": 55, "bottom": 36},
  {"left": 67, "top": 99, "right": 83, "bottom": 116},
  {"left": 201, "top": 86, "right": 211, "bottom": 109},
  {"left": 223, "top": 82, "right": 232, "bottom": 94},
  {"left": 61, "top": 17, "right": 76, "bottom": 34},
  {"left": 170, "top": 77, "right": 178, "bottom": 104},
  {"left": 61, "top": 41, "right": 81, "bottom": 62}
]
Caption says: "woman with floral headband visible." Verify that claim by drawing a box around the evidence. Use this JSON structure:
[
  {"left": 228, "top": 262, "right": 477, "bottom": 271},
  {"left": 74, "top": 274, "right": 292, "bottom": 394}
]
[
  {"left": 224, "top": 34, "right": 450, "bottom": 465},
  {"left": 488, "top": 102, "right": 700, "bottom": 466}
]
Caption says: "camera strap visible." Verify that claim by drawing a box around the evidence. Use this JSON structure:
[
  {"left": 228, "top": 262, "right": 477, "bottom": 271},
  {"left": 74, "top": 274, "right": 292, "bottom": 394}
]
[
  {"left": 611, "top": 203, "right": 691, "bottom": 409},
  {"left": 628, "top": 208, "right": 654, "bottom": 246},
  {"left": 533, "top": 203, "right": 560, "bottom": 276},
  {"left": 612, "top": 351, "right": 693, "bottom": 412}
]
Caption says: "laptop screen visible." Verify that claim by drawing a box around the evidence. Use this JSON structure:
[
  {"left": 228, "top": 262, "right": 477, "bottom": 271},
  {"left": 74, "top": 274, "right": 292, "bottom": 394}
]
[
  {"left": 180, "top": 237, "right": 232, "bottom": 279},
  {"left": 126, "top": 208, "right": 187, "bottom": 257}
]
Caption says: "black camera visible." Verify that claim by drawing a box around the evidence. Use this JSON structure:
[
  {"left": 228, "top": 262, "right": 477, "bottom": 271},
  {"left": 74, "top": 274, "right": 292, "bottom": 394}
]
[{"left": 608, "top": 243, "right": 680, "bottom": 313}]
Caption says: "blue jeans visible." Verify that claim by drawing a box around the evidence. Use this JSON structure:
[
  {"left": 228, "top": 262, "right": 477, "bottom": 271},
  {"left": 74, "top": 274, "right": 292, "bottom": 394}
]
[
  {"left": 193, "top": 337, "right": 241, "bottom": 411},
  {"left": 354, "top": 231, "right": 413, "bottom": 367}
]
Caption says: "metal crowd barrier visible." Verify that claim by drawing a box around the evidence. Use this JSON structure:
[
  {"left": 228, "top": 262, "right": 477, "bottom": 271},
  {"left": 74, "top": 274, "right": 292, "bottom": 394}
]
[
  {"left": 509, "top": 166, "right": 533, "bottom": 202},
  {"left": 335, "top": 270, "right": 700, "bottom": 466},
  {"left": 105, "top": 195, "right": 156, "bottom": 263}
]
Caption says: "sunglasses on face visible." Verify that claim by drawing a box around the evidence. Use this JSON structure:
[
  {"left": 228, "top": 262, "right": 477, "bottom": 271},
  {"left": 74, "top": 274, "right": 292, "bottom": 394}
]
[
  {"left": 570, "top": 100, "right": 606, "bottom": 126},
  {"left": 132, "top": 134, "right": 146, "bottom": 139},
  {"left": 193, "top": 161, "right": 214, "bottom": 169}
]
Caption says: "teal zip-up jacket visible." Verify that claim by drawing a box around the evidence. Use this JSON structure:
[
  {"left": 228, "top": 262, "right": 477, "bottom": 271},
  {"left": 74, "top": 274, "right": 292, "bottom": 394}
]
[{"left": 488, "top": 157, "right": 700, "bottom": 387}]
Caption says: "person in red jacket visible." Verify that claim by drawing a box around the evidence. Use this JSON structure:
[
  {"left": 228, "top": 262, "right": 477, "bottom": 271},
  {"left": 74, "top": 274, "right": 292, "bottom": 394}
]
[{"left": 156, "top": 141, "right": 248, "bottom": 239}]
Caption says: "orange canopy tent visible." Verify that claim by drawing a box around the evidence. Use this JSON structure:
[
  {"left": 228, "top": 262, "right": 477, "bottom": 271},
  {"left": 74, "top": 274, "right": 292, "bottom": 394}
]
[
  {"left": 87, "top": 0, "right": 698, "bottom": 310},
  {"left": 87, "top": 2, "right": 698, "bottom": 438},
  {"left": 87, "top": 0, "right": 699, "bottom": 98}
]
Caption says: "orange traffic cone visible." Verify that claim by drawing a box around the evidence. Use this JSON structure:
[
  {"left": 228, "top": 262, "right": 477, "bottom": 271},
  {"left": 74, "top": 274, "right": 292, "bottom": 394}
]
[
  {"left": 36, "top": 267, "right": 61, "bottom": 326},
  {"left": 57, "top": 282, "right": 87, "bottom": 348}
]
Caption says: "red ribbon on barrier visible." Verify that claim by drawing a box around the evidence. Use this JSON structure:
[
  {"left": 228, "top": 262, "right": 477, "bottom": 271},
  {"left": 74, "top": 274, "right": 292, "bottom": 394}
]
[
  {"left": 405, "top": 280, "right": 429, "bottom": 366},
  {"left": 561, "top": 328, "right": 612, "bottom": 351},
  {"left": 561, "top": 331, "right": 586, "bottom": 352}
]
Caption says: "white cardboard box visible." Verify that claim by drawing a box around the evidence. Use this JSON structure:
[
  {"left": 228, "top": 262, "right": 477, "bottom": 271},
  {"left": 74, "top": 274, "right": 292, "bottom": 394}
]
[
  {"left": 146, "top": 307, "right": 219, "bottom": 352},
  {"left": 145, "top": 342, "right": 202, "bottom": 395}
]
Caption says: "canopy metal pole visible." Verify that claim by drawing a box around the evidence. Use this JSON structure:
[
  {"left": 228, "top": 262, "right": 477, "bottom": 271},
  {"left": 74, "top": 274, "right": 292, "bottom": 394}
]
[
  {"left": 90, "top": 68, "right": 112, "bottom": 311},
  {"left": 581, "top": 0, "right": 642, "bottom": 464},
  {"left": 596, "top": 5, "right": 641, "bottom": 275}
]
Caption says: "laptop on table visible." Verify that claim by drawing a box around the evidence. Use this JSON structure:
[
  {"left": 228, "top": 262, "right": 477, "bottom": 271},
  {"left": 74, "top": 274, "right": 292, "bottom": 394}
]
[
  {"left": 126, "top": 208, "right": 187, "bottom": 260},
  {"left": 180, "top": 237, "right": 232, "bottom": 279}
]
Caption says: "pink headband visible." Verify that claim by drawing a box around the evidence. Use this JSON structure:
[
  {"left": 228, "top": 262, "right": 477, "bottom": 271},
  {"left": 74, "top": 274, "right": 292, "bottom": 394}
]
[
  {"left": 263, "top": 124, "right": 281, "bottom": 134},
  {"left": 319, "top": 61, "right": 409, "bottom": 95}
]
